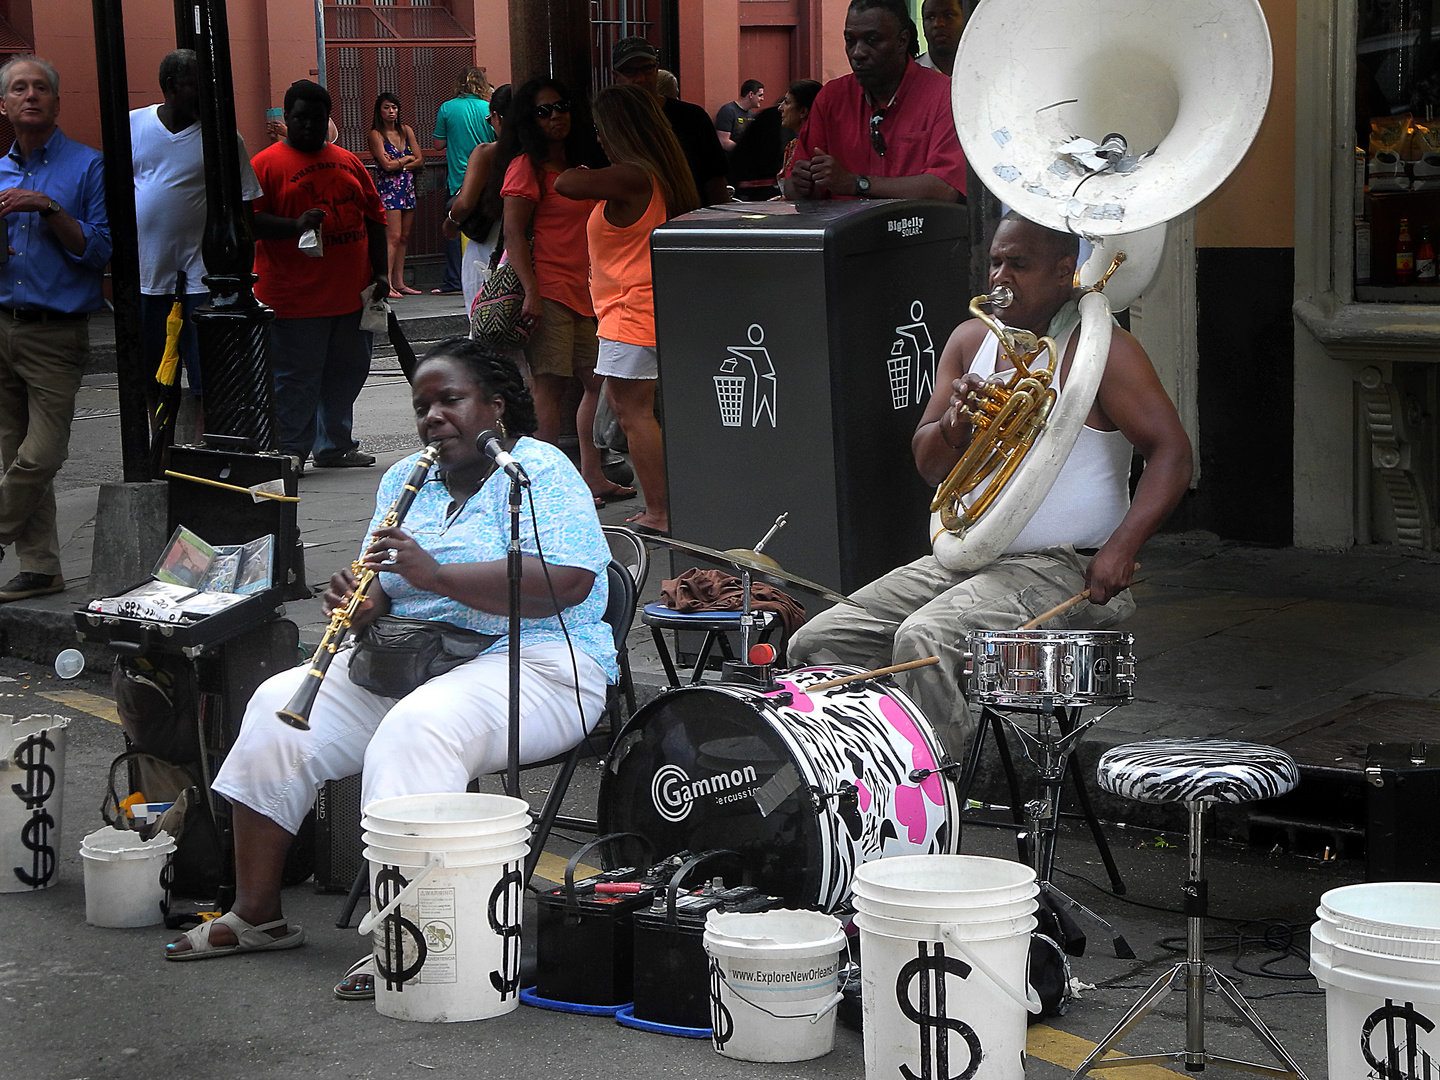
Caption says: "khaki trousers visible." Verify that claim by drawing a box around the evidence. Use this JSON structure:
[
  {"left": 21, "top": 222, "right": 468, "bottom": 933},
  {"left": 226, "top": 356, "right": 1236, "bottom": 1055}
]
[
  {"left": 0, "top": 314, "right": 88, "bottom": 576},
  {"left": 787, "top": 547, "right": 1135, "bottom": 761}
]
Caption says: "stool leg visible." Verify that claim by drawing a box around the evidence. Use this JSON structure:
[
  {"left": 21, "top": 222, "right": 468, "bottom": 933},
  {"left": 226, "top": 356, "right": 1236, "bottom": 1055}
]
[
  {"left": 649, "top": 625, "right": 682, "bottom": 688},
  {"left": 1184, "top": 801, "right": 1208, "bottom": 1069}
]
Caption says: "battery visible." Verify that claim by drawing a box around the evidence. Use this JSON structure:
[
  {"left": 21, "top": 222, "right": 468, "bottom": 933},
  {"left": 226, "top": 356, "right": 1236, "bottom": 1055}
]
[
  {"left": 632, "top": 879, "right": 781, "bottom": 1029},
  {"left": 534, "top": 863, "right": 659, "bottom": 1007}
]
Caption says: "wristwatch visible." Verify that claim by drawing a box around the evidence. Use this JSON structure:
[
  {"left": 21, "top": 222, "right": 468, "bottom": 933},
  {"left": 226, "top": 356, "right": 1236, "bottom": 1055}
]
[
  {"left": 38, "top": 199, "right": 60, "bottom": 218},
  {"left": 855, "top": 175, "right": 872, "bottom": 198}
]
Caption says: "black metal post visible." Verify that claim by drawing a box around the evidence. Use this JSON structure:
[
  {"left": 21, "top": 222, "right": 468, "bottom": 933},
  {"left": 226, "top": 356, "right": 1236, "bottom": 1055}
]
[
  {"left": 191, "top": 0, "right": 276, "bottom": 451},
  {"left": 91, "top": 0, "right": 151, "bottom": 484},
  {"left": 174, "top": 0, "right": 195, "bottom": 51}
]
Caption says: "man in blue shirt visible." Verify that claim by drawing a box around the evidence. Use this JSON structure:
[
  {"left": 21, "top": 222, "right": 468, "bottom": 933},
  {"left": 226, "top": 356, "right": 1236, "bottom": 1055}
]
[
  {"left": 431, "top": 67, "right": 493, "bottom": 294},
  {"left": 0, "top": 57, "right": 110, "bottom": 602}
]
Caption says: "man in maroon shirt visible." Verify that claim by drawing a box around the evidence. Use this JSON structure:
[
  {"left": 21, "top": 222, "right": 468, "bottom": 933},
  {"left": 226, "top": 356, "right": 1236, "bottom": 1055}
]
[{"left": 785, "top": 0, "right": 966, "bottom": 202}]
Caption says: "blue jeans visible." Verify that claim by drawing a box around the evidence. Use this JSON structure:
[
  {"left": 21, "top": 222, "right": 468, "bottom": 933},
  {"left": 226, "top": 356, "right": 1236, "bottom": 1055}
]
[
  {"left": 267, "top": 310, "right": 372, "bottom": 460},
  {"left": 141, "top": 291, "right": 208, "bottom": 396},
  {"left": 442, "top": 193, "right": 463, "bottom": 291}
]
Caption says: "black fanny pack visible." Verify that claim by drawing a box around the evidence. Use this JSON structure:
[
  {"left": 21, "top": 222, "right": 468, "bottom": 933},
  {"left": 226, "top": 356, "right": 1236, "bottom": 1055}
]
[{"left": 348, "top": 615, "right": 500, "bottom": 698}]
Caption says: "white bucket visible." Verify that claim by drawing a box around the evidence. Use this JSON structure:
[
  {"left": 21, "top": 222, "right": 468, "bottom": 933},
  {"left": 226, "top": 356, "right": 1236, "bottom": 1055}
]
[
  {"left": 0, "top": 715, "right": 69, "bottom": 893},
  {"left": 357, "top": 792, "right": 532, "bottom": 1024},
  {"left": 702, "top": 909, "right": 847, "bottom": 1063},
  {"left": 1311, "top": 883, "right": 1440, "bottom": 1077},
  {"left": 79, "top": 826, "right": 175, "bottom": 928},
  {"left": 362, "top": 793, "right": 530, "bottom": 836},
  {"left": 853, "top": 854, "right": 1037, "bottom": 908},
  {"left": 853, "top": 854, "right": 1039, "bottom": 1080}
]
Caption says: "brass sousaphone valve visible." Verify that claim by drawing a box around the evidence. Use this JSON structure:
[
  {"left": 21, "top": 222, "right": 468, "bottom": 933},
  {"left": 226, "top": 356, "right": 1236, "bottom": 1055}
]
[{"left": 930, "top": 286, "right": 1060, "bottom": 535}]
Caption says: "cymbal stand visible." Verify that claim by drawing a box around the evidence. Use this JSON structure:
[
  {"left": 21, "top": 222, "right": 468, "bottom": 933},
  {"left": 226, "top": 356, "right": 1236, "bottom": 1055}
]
[{"left": 721, "top": 514, "right": 787, "bottom": 688}]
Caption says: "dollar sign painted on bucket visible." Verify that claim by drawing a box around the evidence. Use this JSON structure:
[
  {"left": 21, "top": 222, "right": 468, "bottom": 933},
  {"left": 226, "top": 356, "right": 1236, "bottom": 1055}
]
[
  {"left": 1362, "top": 999, "right": 1438, "bottom": 1079},
  {"left": 896, "top": 941, "right": 983, "bottom": 1080},
  {"left": 709, "top": 956, "right": 734, "bottom": 1050},
  {"left": 487, "top": 861, "right": 523, "bottom": 999},
  {"left": 373, "top": 864, "right": 427, "bottom": 990},
  {"left": 11, "top": 732, "right": 57, "bottom": 888}
]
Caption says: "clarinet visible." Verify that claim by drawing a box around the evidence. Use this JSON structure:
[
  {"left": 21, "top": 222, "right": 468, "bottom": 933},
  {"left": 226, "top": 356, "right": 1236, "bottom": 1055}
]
[{"left": 276, "top": 444, "right": 442, "bottom": 730}]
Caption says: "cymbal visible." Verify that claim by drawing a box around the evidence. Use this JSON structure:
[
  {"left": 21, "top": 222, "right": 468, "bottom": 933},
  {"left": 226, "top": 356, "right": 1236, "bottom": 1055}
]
[{"left": 643, "top": 534, "right": 858, "bottom": 606}]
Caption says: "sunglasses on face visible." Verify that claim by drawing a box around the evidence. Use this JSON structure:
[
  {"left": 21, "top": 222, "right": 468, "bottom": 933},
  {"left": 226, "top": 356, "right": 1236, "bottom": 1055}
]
[
  {"left": 870, "top": 111, "right": 887, "bottom": 157},
  {"left": 534, "top": 101, "right": 572, "bottom": 120}
]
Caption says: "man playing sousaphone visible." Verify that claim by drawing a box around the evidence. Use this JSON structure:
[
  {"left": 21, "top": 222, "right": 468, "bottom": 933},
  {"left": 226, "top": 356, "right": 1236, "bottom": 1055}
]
[{"left": 789, "top": 212, "right": 1193, "bottom": 759}]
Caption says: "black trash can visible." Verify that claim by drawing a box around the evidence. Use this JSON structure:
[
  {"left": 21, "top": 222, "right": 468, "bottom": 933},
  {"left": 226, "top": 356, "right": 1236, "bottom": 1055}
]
[{"left": 652, "top": 199, "right": 971, "bottom": 597}]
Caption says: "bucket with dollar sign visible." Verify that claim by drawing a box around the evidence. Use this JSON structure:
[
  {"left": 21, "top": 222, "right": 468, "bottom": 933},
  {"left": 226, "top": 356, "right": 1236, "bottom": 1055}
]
[
  {"left": 852, "top": 855, "right": 1041, "bottom": 1080},
  {"left": 357, "top": 793, "right": 531, "bottom": 1023},
  {"left": 1, "top": 714, "right": 69, "bottom": 893}
]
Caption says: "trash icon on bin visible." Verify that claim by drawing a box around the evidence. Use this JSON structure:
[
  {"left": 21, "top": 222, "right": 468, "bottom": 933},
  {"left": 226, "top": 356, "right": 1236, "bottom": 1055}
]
[
  {"left": 889, "top": 300, "right": 936, "bottom": 410},
  {"left": 715, "top": 324, "right": 777, "bottom": 429}
]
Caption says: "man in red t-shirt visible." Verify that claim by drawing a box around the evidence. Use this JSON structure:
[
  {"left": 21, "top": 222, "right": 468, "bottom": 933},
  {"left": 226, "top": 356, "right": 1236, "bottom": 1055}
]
[
  {"left": 252, "top": 80, "right": 388, "bottom": 470},
  {"left": 784, "top": 0, "right": 966, "bottom": 203}
]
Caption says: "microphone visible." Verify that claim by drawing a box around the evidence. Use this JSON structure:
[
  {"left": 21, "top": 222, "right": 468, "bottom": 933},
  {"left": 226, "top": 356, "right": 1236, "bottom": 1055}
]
[{"left": 476, "top": 429, "right": 529, "bottom": 485}]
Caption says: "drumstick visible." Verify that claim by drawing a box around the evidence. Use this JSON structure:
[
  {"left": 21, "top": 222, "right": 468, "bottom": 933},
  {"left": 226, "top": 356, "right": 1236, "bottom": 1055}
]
[
  {"left": 805, "top": 656, "right": 939, "bottom": 692},
  {"left": 1017, "top": 563, "right": 1143, "bottom": 631}
]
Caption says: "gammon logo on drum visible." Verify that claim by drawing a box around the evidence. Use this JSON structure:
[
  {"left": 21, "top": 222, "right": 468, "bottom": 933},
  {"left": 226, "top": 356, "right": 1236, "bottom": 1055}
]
[{"left": 652, "top": 763, "right": 759, "bottom": 822}]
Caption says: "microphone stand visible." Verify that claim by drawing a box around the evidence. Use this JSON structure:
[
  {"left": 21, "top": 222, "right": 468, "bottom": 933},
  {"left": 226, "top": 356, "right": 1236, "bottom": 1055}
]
[{"left": 504, "top": 468, "right": 525, "bottom": 799}]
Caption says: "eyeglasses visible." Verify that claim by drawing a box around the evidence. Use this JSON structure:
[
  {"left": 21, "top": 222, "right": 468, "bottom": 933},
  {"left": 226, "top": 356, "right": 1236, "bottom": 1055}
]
[
  {"left": 534, "top": 101, "right": 572, "bottom": 120},
  {"left": 870, "top": 111, "right": 887, "bottom": 157}
]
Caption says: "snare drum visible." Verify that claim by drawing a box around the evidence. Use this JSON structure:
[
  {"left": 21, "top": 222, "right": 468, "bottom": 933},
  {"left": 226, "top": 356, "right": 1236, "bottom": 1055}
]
[
  {"left": 597, "top": 666, "right": 959, "bottom": 912},
  {"left": 964, "top": 629, "right": 1136, "bottom": 707}
]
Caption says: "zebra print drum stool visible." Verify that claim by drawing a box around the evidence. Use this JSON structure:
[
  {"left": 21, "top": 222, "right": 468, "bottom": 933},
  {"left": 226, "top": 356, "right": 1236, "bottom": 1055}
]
[{"left": 1072, "top": 739, "right": 1308, "bottom": 1080}]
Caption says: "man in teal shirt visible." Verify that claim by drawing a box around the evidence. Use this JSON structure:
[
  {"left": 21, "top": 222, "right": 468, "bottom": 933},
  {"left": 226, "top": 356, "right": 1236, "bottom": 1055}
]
[{"left": 432, "top": 67, "right": 493, "bottom": 294}]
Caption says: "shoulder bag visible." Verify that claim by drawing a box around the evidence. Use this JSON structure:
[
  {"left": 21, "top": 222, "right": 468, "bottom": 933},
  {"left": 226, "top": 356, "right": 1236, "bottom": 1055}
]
[{"left": 470, "top": 233, "right": 533, "bottom": 349}]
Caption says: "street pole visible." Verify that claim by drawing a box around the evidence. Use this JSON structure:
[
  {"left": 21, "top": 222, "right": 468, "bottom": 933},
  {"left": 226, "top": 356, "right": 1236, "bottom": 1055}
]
[
  {"left": 190, "top": 0, "right": 277, "bottom": 451},
  {"left": 90, "top": 0, "right": 150, "bottom": 484},
  {"left": 174, "top": 0, "right": 195, "bottom": 51},
  {"left": 508, "top": 0, "right": 591, "bottom": 95}
]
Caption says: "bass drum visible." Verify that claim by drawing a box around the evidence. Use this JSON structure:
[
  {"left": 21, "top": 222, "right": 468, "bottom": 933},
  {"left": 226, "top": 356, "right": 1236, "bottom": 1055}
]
[{"left": 598, "top": 666, "right": 959, "bottom": 912}]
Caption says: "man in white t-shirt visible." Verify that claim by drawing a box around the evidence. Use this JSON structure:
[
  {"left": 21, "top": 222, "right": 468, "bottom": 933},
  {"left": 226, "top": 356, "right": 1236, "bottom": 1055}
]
[{"left": 131, "top": 49, "right": 262, "bottom": 429}]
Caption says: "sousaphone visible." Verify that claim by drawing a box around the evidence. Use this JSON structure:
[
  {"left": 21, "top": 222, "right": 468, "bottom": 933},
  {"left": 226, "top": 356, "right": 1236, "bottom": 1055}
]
[{"left": 930, "top": 0, "right": 1272, "bottom": 571}]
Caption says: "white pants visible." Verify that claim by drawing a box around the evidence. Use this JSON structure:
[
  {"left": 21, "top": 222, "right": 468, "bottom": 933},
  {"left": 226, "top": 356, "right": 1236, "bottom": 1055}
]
[{"left": 213, "top": 641, "right": 607, "bottom": 834}]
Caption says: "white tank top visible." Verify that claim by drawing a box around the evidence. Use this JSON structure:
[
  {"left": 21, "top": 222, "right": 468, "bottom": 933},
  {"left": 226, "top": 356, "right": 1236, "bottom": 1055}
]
[{"left": 966, "top": 319, "right": 1133, "bottom": 553}]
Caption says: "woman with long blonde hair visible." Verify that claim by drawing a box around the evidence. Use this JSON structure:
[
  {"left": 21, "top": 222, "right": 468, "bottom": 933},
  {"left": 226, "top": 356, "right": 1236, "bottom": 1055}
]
[{"left": 555, "top": 83, "right": 699, "bottom": 535}]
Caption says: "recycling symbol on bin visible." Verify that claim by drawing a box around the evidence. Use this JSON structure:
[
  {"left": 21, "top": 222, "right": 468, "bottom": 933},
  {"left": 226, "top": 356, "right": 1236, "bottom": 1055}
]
[
  {"left": 889, "top": 300, "right": 936, "bottom": 411},
  {"left": 715, "top": 324, "right": 777, "bottom": 429}
]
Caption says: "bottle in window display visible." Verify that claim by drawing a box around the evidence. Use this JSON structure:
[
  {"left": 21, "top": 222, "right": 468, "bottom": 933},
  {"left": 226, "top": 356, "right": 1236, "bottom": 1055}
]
[
  {"left": 1418, "top": 227, "right": 1437, "bottom": 283},
  {"left": 1396, "top": 218, "right": 1415, "bottom": 283}
]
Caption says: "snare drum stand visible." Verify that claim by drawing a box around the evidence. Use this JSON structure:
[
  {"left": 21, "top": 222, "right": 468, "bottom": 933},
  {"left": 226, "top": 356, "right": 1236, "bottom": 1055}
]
[{"left": 960, "top": 702, "right": 1135, "bottom": 959}]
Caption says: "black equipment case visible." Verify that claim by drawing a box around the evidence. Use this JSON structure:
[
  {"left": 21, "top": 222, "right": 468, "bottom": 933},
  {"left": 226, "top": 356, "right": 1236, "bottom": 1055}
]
[{"left": 1366, "top": 742, "right": 1440, "bottom": 882}]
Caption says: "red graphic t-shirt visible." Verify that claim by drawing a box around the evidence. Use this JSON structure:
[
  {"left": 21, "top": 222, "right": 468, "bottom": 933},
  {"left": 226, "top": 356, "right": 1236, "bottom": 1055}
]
[{"left": 251, "top": 141, "right": 387, "bottom": 318}]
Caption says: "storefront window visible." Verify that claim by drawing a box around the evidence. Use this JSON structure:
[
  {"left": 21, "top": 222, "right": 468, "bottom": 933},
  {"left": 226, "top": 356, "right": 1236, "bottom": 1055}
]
[{"left": 1356, "top": 0, "right": 1440, "bottom": 299}]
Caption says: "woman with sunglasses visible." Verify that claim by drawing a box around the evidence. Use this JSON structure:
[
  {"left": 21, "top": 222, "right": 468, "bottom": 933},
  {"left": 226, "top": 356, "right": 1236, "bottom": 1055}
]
[
  {"left": 483, "top": 78, "right": 630, "bottom": 508},
  {"left": 554, "top": 85, "right": 698, "bottom": 536}
]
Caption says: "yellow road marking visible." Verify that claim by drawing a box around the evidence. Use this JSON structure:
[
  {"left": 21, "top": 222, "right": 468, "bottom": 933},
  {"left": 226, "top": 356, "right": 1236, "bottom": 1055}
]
[
  {"left": 41, "top": 690, "right": 121, "bottom": 725},
  {"left": 531, "top": 850, "right": 601, "bottom": 885},
  {"left": 1027, "top": 1023, "right": 1188, "bottom": 1077}
]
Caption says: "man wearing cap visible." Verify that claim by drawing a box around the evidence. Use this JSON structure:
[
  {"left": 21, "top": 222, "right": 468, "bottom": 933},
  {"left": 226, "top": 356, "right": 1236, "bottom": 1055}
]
[
  {"left": 612, "top": 37, "right": 729, "bottom": 206},
  {"left": 0, "top": 56, "right": 110, "bottom": 603},
  {"left": 785, "top": 0, "right": 966, "bottom": 202}
]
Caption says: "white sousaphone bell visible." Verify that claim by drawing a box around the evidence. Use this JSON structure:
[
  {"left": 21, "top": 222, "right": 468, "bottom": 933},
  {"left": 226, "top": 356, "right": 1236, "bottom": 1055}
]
[{"left": 929, "top": 0, "right": 1273, "bottom": 571}]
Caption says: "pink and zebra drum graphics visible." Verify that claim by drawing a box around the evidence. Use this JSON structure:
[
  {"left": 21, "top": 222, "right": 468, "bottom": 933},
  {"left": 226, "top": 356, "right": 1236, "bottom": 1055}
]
[{"left": 598, "top": 666, "right": 959, "bottom": 912}]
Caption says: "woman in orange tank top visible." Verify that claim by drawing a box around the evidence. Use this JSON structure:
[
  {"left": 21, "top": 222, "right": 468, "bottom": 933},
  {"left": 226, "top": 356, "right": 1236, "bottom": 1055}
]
[{"left": 555, "top": 85, "right": 699, "bottom": 536}]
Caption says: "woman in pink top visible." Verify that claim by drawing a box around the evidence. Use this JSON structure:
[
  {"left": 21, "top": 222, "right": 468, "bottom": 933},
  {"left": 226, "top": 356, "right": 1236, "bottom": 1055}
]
[
  {"left": 555, "top": 85, "right": 698, "bottom": 535},
  {"left": 486, "top": 78, "right": 632, "bottom": 506}
]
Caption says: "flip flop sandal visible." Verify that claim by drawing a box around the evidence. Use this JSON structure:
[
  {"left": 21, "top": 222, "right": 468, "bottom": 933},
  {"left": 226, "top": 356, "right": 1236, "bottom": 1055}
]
[
  {"left": 164, "top": 910, "right": 305, "bottom": 962},
  {"left": 334, "top": 955, "right": 376, "bottom": 1001}
]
